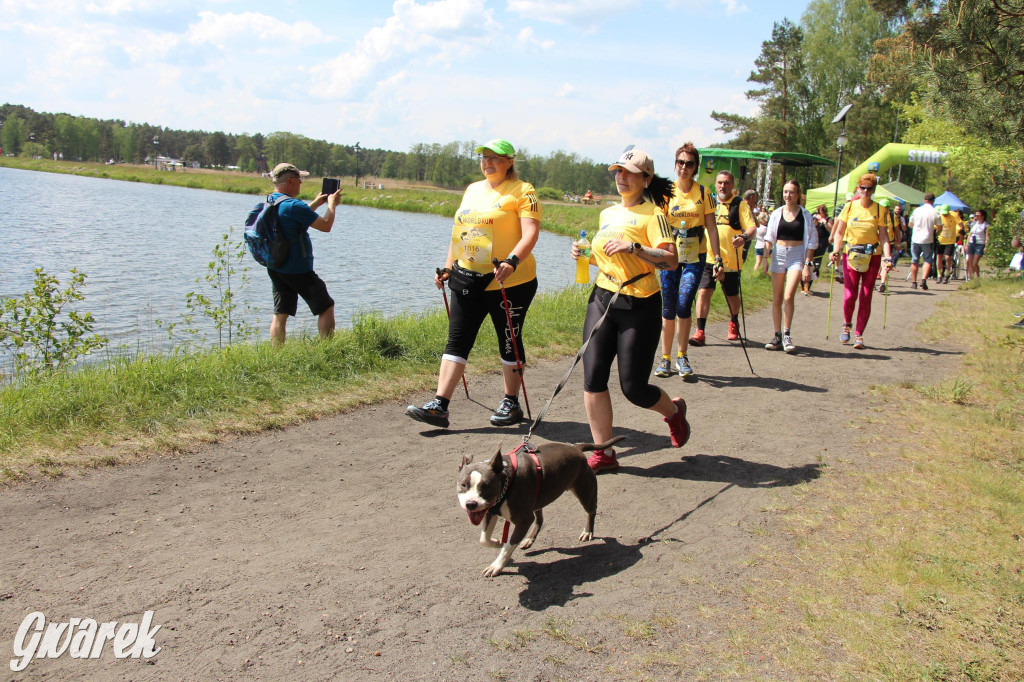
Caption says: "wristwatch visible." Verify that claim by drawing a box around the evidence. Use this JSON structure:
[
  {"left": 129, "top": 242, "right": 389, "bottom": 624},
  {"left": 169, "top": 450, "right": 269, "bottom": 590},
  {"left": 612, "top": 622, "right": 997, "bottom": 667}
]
[
  {"left": 629, "top": 242, "right": 642, "bottom": 254},
  {"left": 804, "top": 260, "right": 813, "bottom": 267}
]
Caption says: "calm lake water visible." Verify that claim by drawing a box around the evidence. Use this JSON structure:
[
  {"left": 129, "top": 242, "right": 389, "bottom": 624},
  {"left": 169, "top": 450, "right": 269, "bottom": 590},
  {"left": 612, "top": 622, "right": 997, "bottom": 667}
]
[{"left": 0, "top": 167, "right": 577, "bottom": 355}]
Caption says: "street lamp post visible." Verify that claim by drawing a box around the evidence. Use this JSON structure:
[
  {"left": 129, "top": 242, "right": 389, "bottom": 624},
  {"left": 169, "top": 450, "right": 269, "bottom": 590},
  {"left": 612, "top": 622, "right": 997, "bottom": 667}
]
[
  {"left": 831, "top": 104, "right": 853, "bottom": 217},
  {"left": 353, "top": 142, "right": 361, "bottom": 188}
]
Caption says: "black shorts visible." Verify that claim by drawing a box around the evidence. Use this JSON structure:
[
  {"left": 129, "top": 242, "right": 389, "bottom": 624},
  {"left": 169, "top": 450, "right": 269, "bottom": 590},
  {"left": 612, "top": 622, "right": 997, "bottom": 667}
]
[
  {"left": 268, "top": 270, "right": 334, "bottom": 317},
  {"left": 938, "top": 243, "right": 956, "bottom": 257},
  {"left": 444, "top": 278, "right": 537, "bottom": 365},
  {"left": 697, "top": 263, "right": 740, "bottom": 296}
]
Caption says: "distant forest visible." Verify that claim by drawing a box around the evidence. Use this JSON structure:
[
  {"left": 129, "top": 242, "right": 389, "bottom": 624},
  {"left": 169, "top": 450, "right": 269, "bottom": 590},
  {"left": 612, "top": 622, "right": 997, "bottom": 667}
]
[{"left": 0, "top": 104, "right": 616, "bottom": 194}]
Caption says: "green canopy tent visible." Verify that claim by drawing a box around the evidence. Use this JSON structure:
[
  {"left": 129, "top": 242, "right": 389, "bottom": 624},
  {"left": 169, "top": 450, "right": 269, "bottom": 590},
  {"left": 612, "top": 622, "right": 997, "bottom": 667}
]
[
  {"left": 696, "top": 148, "right": 834, "bottom": 205},
  {"left": 880, "top": 180, "right": 927, "bottom": 207}
]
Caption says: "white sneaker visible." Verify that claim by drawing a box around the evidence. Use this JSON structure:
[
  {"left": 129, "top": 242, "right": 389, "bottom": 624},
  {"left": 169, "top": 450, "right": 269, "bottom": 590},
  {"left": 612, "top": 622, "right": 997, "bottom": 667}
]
[
  {"left": 783, "top": 334, "right": 796, "bottom": 353},
  {"left": 765, "top": 332, "right": 782, "bottom": 351}
]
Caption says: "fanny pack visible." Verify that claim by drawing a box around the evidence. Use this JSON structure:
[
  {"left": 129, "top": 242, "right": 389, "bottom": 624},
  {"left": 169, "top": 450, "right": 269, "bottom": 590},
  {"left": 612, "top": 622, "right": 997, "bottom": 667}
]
[
  {"left": 845, "top": 244, "right": 875, "bottom": 273},
  {"left": 447, "top": 263, "right": 495, "bottom": 296}
]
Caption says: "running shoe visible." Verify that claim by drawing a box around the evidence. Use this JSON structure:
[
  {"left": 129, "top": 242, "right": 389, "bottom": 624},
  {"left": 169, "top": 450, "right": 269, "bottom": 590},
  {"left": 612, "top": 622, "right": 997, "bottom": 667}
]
[
  {"left": 765, "top": 332, "right": 782, "bottom": 351},
  {"left": 783, "top": 334, "right": 796, "bottom": 354},
  {"left": 853, "top": 335, "right": 866, "bottom": 349},
  {"left": 921, "top": 280, "right": 929, "bottom": 291},
  {"left": 676, "top": 355, "right": 696, "bottom": 381},
  {"left": 877, "top": 283, "right": 886, "bottom": 294},
  {"left": 406, "top": 398, "right": 450, "bottom": 428},
  {"left": 912, "top": 281, "right": 918, "bottom": 289},
  {"left": 727, "top": 321, "right": 740, "bottom": 340},
  {"left": 664, "top": 397, "right": 691, "bottom": 448},
  {"left": 840, "top": 325, "right": 851, "bottom": 344},
  {"left": 689, "top": 329, "right": 706, "bottom": 346},
  {"left": 489, "top": 397, "right": 524, "bottom": 427},
  {"left": 654, "top": 357, "right": 673, "bottom": 378},
  {"left": 587, "top": 448, "right": 619, "bottom": 473}
]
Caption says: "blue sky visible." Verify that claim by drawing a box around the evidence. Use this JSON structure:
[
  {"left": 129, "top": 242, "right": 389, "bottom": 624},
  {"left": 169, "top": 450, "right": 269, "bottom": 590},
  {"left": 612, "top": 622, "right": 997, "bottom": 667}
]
[{"left": 1, "top": 0, "right": 814, "bottom": 168}]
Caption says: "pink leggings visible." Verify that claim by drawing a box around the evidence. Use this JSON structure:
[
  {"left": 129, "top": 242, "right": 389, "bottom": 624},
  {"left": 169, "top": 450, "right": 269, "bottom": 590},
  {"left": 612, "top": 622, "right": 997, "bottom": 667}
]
[{"left": 842, "top": 254, "right": 881, "bottom": 335}]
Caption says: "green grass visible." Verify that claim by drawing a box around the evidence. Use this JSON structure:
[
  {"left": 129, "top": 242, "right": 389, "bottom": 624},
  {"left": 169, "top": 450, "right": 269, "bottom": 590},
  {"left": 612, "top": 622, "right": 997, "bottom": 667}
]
[{"left": 727, "top": 276, "right": 1024, "bottom": 678}]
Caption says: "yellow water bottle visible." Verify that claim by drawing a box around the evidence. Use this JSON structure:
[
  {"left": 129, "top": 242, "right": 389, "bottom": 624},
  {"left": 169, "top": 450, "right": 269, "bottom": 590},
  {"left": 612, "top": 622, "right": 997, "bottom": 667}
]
[{"left": 575, "top": 230, "right": 591, "bottom": 283}]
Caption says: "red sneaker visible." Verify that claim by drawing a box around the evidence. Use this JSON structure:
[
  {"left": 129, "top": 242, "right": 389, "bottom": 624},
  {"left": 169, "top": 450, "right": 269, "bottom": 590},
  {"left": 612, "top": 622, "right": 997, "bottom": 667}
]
[
  {"left": 689, "top": 329, "right": 706, "bottom": 346},
  {"left": 664, "top": 397, "right": 691, "bottom": 448},
  {"left": 727, "top": 321, "right": 740, "bottom": 340},
  {"left": 587, "top": 449, "right": 619, "bottom": 473}
]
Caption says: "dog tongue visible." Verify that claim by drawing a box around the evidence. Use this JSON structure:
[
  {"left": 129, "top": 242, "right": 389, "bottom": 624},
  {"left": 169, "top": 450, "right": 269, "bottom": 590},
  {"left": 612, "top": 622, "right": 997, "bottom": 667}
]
[{"left": 467, "top": 509, "right": 487, "bottom": 526}]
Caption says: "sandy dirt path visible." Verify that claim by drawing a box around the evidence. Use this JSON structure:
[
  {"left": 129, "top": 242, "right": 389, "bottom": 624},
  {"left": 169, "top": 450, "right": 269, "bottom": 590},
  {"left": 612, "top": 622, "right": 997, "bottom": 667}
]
[{"left": 0, "top": 273, "right": 962, "bottom": 680}]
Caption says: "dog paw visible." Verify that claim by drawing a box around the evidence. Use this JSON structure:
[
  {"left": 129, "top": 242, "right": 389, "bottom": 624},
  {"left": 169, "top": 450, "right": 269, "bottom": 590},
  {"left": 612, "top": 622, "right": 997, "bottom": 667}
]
[
  {"left": 519, "top": 538, "right": 535, "bottom": 550},
  {"left": 482, "top": 563, "right": 504, "bottom": 578},
  {"left": 578, "top": 531, "right": 594, "bottom": 542}
]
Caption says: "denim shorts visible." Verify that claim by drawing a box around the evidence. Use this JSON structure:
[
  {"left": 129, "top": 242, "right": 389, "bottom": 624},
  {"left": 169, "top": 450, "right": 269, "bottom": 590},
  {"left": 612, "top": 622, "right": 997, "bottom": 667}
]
[
  {"left": 967, "top": 242, "right": 986, "bottom": 257},
  {"left": 769, "top": 243, "right": 806, "bottom": 274},
  {"left": 910, "top": 242, "right": 935, "bottom": 265}
]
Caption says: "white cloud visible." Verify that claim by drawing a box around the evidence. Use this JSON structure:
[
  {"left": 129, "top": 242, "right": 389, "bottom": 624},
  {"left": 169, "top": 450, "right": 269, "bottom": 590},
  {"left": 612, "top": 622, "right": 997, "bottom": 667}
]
[
  {"left": 722, "top": 0, "right": 748, "bottom": 15},
  {"left": 186, "top": 11, "right": 331, "bottom": 49},
  {"left": 311, "top": 0, "right": 497, "bottom": 99},
  {"left": 556, "top": 83, "right": 576, "bottom": 97},
  {"left": 506, "top": 0, "right": 637, "bottom": 27},
  {"left": 517, "top": 26, "right": 553, "bottom": 50}
]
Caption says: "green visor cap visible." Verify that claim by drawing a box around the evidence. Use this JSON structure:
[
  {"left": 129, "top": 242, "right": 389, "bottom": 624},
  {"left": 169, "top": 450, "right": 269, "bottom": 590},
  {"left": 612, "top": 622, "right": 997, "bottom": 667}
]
[
  {"left": 474, "top": 138, "right": 516, "bottom": 157},
  {"left": 938, "top": 204, "right": 950, "bottom": 214}
]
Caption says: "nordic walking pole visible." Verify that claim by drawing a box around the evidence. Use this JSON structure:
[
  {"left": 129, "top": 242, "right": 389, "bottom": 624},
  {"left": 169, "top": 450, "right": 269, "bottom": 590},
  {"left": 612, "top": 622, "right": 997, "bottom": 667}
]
[
  {"left": 734, "top": 247, "right": 755, "bottom": 375},
  {"left": 826, "top": 255, "right": 836, "bottom": 340},
  {"left": 492, "top": 259, "right": 532, "bottom": 420},
  {"left": 436, "top": 267, "right": 470, "bottom": 399}
]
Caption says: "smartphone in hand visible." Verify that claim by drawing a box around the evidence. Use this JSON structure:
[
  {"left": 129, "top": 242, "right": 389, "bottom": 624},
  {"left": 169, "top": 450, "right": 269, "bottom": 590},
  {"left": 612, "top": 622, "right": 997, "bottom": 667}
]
[{"left": 321, "top": 177, "right": 340, "bottom": 195}]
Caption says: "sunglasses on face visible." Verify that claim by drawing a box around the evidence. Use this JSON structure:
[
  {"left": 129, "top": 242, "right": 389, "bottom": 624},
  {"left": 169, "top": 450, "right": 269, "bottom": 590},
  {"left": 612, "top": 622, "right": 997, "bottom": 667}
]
[
  {"left": 675, "top": 159, "right": 697, "bottom": 169},
  {"left": 478, "top": 154, "right": 508, "bottom": 163},
  {"left": 858, "top": 185, "right": 875, "bottom": 193}
]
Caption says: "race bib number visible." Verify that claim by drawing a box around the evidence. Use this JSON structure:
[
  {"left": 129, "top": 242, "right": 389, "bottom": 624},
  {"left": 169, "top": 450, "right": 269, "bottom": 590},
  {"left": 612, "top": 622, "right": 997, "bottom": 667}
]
[
  {"left": 452, "top": 227, "right": 493, "bottom": 273},
  {"left": 678, "top": 236, "right": 700, "bottom": 264}
]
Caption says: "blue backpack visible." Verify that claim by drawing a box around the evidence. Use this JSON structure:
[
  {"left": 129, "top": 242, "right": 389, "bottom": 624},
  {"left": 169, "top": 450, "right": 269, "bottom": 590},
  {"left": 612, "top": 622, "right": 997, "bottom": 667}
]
[{"left": 244, "top": 194, "right": 297, "bottom": 268}]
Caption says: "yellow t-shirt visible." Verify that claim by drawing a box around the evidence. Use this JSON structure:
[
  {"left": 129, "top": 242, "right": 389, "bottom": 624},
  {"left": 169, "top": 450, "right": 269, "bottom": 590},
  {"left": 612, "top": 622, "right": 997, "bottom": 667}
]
[
  {"left": 664, "top": 182, "right": 716, "bottom": 260},
  {"left": 451, "top": 178, "right": 541, "bottom": 290},
  {"left": 593, "top": 202, "right": 674, "bottom": 298},
  {"left": 715, "top": 196, "right": 756, "bottom": 271},
  {"left": 938, "top": 213, "right": 961, "bottom": 245},
  {"left": 838, "top": 200, "right": 884, "bottom": 246}
]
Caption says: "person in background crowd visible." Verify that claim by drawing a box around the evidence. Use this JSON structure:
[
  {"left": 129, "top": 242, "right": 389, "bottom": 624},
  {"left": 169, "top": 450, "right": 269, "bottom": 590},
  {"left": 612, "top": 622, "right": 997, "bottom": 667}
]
[
  {"left": 571, "top": 146, "right": 690, "bottom": 473},
  {"left": 406, "top": 138, "right": 540, "bottom": 430},
  {"left": 654, "top": 142, "right": 723, "bottom": 382},
  {"left": 935, "top": 204, "right": 962, "bottom": 284},
  {"left": 908, "top": 192, "right": 941, "bottom": 290},
  {"left": 763, "top": 179, "right": 817, "bottom": 353},
  {"left": 965, "top": 209, "right": 989, "bottom": 281},
  {"left": 829, "top": 173, "right": 893, "bottom": 349},
  {"left": 691, "top": 171, "right": 756, "bottom": 345}
]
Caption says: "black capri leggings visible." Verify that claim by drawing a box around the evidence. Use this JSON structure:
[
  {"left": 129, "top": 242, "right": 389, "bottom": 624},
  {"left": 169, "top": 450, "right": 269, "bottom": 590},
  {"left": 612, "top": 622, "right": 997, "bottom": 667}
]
[
  {"left": 443, "top": 278, "right": 538, "bottom": 365},
  {"left": 582, "top": 286, "right": 663, "bottom": 409}
]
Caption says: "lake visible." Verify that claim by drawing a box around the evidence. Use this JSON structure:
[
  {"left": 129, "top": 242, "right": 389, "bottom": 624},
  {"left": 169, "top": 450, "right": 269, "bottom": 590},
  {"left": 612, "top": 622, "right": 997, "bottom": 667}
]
[{"left": 0, "top": 167, "right": 578, "bottom": 356}]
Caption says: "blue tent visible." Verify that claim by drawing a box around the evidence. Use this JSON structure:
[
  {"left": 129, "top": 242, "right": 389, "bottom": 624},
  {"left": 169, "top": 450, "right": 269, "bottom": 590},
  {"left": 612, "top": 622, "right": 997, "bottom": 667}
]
[{"left": 934, "top": 190, "right": 969, "bottom": 212}]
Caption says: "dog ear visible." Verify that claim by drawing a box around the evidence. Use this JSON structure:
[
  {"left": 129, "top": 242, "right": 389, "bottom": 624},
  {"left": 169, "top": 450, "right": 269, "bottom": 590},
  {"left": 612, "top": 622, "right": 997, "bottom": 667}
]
[
  {"left": 459, "top": 454, "right": 473, "bottom": 470},
  {"left": 488, "top": 447, "right": 504, "bottom": 472}
]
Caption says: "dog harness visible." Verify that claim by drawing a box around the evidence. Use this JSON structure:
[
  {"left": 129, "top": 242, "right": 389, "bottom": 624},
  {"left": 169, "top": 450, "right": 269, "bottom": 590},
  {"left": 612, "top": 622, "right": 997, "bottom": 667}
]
[{"left": 498, "top": 442, "right": 542, "bottom": 544}]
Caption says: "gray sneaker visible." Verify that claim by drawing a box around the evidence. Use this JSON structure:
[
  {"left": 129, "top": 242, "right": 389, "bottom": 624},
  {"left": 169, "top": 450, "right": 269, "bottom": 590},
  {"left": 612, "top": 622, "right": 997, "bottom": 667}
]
[
  {"left": 654, "top": 357, "right": 673, "bottom": 378},
  {"left": 406, "top": 398, "right": 450, "bottom": 429},
  {"left": 676, "top": 355, "right": 696, "bottom": 382},
  {"left": 490, "top": 397, "right": 524, "bottom": 427},
  {"left": 765, "top": 332, "right": 783, "bottom": 351},
  {"left": 783, "top": 334, "right": 796, "bottom": 353}
]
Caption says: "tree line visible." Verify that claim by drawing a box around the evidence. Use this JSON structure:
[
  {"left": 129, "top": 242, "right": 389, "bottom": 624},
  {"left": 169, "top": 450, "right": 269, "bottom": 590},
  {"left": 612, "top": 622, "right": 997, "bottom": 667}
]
[
  {"left": 0, "top": 104, "right": 616, "bottom": 195},
  {"left": 721, "top": 0, "right": 1022, "bottom": 264}
]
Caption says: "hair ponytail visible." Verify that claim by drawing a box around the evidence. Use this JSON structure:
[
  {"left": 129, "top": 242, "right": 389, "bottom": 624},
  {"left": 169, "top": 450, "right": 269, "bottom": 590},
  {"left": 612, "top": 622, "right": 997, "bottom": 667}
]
[{"left": 644, "top": 174, "right": 674, "bottom": 209}]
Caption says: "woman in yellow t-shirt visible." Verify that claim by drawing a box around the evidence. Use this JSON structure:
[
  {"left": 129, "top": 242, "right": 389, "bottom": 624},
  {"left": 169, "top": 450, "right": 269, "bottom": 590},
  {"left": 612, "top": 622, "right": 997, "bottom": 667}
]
[
  {"left": 569, "top": 146, "right": 691, "bottom": 473},
  {"left": 406, "top": 138, "right": 540, "bottom": 430},
  {"left": 653, "top": 141, "right": 723, "bottom": 382},
  {"left": 829, "top": 173, "right": 893, "bottom": 349}
]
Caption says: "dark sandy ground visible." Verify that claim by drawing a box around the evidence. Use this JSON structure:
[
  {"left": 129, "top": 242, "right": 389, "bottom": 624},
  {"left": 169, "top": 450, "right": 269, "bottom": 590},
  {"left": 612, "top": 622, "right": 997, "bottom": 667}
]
[{"left": 0, "top": 272, "right": 963, "bottom": 680}]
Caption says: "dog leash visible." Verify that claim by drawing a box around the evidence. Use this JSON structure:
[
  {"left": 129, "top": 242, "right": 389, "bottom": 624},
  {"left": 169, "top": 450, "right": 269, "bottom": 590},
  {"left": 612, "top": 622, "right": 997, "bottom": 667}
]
[{"left": 521, "top": 272, "right": 648, "bottom": 445}]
